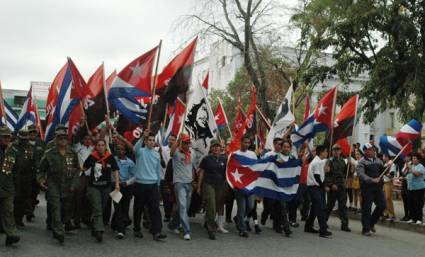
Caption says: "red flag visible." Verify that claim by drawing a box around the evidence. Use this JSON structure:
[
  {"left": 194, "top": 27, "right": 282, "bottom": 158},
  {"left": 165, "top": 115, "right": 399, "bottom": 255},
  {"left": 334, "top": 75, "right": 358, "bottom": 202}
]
[
  {"left": 45, "top": 63, "right": 67, "bottom": 124},
  {"left": 83, "top": 64, "right": 108, "bottom": 130},
  {"left": 336, "top": 138, "right": 351, "bottom": 157},
  {"left": 202, "top": 72, "right": 209, "bottom": 91},
  {"left": 227, "top": 88, "right": 256, "bottom": 153},
  {"left": 313, "top": 87, "right": 337, "bottom": 129},
  {"left": 171, "top": 98, "right": 186, "bottom": 136},
  {"left": 232, "top": 106, "right": 246, "bottom": 137},
  {"left": 105, "top": 70, "right": 117, "bottom": 93},
  {"left": 214, "top": 100, "right": 227, "bottom": 130},
  {"left": 333, "top": 95, "right": 358, "bottom": 144},
  {"left": 304, "top": 96, "right": 310, "bottom": 122},
  {"left": 68, "top": 104, "right": 84, "bottom": 139},
  {"left": 68, "top": 58, "right": 87, "bottom": 99}
]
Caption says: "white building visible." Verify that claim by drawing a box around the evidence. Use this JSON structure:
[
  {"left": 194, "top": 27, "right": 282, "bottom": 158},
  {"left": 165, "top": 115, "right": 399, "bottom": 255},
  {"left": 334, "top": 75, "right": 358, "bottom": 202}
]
[{"left": 191, "top": 39, "right": 403, "bottom": 146}]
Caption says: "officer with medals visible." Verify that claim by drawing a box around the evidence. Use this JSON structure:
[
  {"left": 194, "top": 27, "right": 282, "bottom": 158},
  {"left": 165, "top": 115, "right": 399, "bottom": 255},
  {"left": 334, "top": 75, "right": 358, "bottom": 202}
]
[{"left": 38, "top": 125, "right": 80, "bottom": 243}]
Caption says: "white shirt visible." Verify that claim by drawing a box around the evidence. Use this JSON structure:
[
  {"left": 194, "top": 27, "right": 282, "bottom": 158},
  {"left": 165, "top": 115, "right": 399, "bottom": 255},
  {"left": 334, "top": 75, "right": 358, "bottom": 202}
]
[
  {"left": 74, "top": 143, "right": 93, "bottom": 176},
  {"left": 160, "top": 145, "right": 171, "bottom": 180},
  {"left": 307, "top": 155, "right": 327, "bottom": 186}
]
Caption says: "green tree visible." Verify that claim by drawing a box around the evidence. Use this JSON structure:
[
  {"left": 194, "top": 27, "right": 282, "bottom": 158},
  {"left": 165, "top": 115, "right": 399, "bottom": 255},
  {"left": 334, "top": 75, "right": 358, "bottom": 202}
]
[{"left": 293, "top": 0, "right": 425, "bottom": 123}]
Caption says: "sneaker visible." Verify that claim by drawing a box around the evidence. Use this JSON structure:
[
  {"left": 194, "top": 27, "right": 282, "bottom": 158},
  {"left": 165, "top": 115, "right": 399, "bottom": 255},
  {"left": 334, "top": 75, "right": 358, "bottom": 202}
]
[
  {"left": 304, "top": 227, "right": 319, "bottom": 234},
  {"left": 172, "top": 228, "right": 180, "bottom": 234},
  {"left": 319, "top": 231, "right": 332, "bottom": 238},
  {"left": 362, "top": 231, "right": 372, "bottom": 236},
  {"left": 153, "top": 233, "right": 167, "bottom": 241},
  {"left": 116, "top": 232, "right": 125, "bottom": 239},
  {"left": 5, "top": 236, "right": 20, "bottom": 246},
  {"left": 415, "top": 220, "right": 422, "bottom": 225},
  {"left": 284, "top": 229, "right": 293, "bottom": 237},
  {"left": 290, "top": 222, "right": 300, "bottom": 228},
  {"left": 407, "top": 219, "right": 414, "bottom": 224},
  {"left": 401, "top": 216, "right": 410, "bottom": 222},
  {"left": 183, "top": 234, "right": 191, "bottom": 240},
  {"left": 341, "top": 226, "right": 351, "bottom": 232},
  {"left": 217, "top": 226, "right": 229, "bottom": 233},
  {"left": 239, "top": 231, "right": 249, "bottom": 238}
]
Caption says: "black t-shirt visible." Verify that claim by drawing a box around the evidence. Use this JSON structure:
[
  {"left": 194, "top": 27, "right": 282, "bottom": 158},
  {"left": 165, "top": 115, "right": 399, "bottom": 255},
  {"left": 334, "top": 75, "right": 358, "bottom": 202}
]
[
  {"left": 83, "top": 154, "right": 119, "bottom": 188},
  {"left": 200, "top": 154, "right": 227, "bottom": 186}
]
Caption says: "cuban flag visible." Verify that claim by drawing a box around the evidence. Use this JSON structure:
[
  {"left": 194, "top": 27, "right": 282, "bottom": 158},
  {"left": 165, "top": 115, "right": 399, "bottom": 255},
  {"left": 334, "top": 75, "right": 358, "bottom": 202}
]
[
  {"left": 227, "top": 153, "right": 301, "bottom": 201},
  {"left": 214, "top": 99, "right": 227, "bottom": 130},
  {"left": 15, "top": 87, "right": 36, "bottom": 130},
  {"left": 109, "top": 46, "right": 158, "bottom": 124},
  {"left": 0, "top": 101, "right": 19, "bottom": 132},
  {"left": 396, "top": 119, "right": 422, "bottom": 141},
  {"left": 44, "top": 60, "right": 84, "bottom": 142},
  {"left": 291, "top": 87, "right": 337, "bottom": 147},
  {"left": 379, "top": 135, "right": 412, "bottom": 158}
]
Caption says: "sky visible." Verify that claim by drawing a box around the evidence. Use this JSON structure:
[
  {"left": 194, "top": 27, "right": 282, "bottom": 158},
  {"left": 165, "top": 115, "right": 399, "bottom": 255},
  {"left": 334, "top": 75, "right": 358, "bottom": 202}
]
[{"left": 0, "top": 0, "right": 195, "bottom": 90}]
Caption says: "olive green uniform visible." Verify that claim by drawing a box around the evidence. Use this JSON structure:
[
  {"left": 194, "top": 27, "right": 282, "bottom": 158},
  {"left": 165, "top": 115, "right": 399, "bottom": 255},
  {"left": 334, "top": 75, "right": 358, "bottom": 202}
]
[
  {"left": 0, "top": 144, "right": 18, "bottom": 237},
  {"left": 12, "top": 139, "right": 38, "bottom": 223},
  {"left": 38, "top": 146, "right": 80, "bottom": 237},
  {"left": 28, "top": 136, "right": 46, "bottom": 218},
  {"left": 325, "top": 157, "right": 349, "bottom": 228}
]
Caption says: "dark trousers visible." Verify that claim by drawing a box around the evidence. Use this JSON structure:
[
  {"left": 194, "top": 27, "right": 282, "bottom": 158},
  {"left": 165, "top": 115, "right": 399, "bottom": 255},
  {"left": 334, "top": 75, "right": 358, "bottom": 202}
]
[
  {"left": 326, "top": 187, "right": 349, "bottom": 227},
  {"left": 73, "top": 175, "right": 91, "bottom": 225},
  {"left": 14, "top": 179, "right": 33, "bottom": 222},
  {"left": 261, "top": 198, "right": 273, "bottom": 223},
  {"left": 225, "top": 184, "right": 235, "bottom": 221},
  {"left": 272, "top": 200, "right": 289, "bottom": 232},
  {"left": 361, "top": 186, "right": 386, "bottom": 232},
  {"left": 133, "top": 183, "right": 162, "bottom": 235},
  {"left": 299, "top": 184, "right": 311, "bottom": 220},
  {"left": 408, "top": 189, "right": 425, "bottom": 222},
  {"left": 305, "top": 186, "right": 327, "bottom": 233},
  {"left": 111, "top": 185, "right": 133, "bottom": 233},
  {"left": 401, "top": 188, "right": 410, "bottom": 218},
  {"left": 160, "top": 180, "right": 173, "bottom": 220}
]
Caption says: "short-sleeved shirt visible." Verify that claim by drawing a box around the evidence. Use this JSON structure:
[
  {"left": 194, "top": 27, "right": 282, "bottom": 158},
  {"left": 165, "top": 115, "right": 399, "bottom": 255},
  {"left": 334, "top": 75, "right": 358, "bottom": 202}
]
[
  {"left": 84, "top": 153, "right": 119, "bottom": 188},
  {"left": 307, "top": 156, "right": 327, "bottom": 186},
  {"left": 200, "top": 154, "right": 227, "bottom": 186},
  {"left": 407, "top": 163, "right": 425, "bottom": 190},
  {"left": 172, "top": 149, "right": 195, "bottom": 184}
]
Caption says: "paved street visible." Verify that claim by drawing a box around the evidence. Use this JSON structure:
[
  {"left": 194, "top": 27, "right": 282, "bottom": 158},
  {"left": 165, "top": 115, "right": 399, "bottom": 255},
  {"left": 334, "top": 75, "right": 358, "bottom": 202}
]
[{"left": 1, "top": 196, "right": 424, "bottom": 257}]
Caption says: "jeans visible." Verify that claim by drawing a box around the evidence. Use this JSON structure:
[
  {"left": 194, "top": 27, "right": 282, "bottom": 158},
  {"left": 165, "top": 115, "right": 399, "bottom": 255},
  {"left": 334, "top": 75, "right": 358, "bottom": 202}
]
[
  {"left": 361, "top": 186, "right": 386, "bottom": 232},
  {"left": 235, "top": 190, "right": 254, "bottom": 233},
  {"left": 169, "top": 182, "right": 192, "bottom": 234}
]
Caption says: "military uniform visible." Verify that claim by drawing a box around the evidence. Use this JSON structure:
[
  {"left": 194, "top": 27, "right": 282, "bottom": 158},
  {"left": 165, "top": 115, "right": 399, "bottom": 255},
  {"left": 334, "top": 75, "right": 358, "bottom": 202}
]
[
  {"left": 325, "top": 155, "right": 350, "bottom": 230},
  {"left": 37, "top": 126, "right": 80, "bottom": 242},
  {"left": 0, "top": 126, "right": 20, "bottom": 246},
  {"left": 12, "top": 130, "right": 38, "bottom": 225}
]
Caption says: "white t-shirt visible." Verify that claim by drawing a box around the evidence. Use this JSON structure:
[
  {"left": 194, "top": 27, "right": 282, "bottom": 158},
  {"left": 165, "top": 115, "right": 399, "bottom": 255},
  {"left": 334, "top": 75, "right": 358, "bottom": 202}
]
[
  {"left": 307, "top": 155, "right": 327, "bottom": 186},
  {"left": 160, "top": 145, "right": 171, "bottom": 180}
]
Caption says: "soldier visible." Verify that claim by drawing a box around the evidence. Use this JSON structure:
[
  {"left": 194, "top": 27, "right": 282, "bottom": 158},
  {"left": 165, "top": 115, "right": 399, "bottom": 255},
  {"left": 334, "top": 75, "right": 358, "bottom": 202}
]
[
  {"left": 27, "top": 124, "right": 46, "bottom": 222},
  {"left": 325, "top": 144, "right": 351, "bottom": 232},
  {"left": 12, "top": 130, "right": 38, "bottom": 227},
  {"left": 38, "top": 125, "right": 80, "bottom": 243},
  {"left": 0, "top": 126, "right": 20, "bottom": 246}
]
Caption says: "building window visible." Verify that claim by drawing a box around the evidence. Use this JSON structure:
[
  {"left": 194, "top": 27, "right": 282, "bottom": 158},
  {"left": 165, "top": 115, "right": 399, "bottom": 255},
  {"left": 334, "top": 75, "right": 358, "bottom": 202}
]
[
  {"left": 221, "top": 56, "right": 226, "bottom": 67},
  {"left": 13, "top": 96, "right": 26, "bottom": 107}
]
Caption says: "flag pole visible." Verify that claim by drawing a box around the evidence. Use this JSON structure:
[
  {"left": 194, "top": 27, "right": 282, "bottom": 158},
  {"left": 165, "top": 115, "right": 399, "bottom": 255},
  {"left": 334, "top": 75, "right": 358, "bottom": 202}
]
[
  {"left": 328, "top": 86, "right": 338, "bottom": 153},
  {"left": 255, "top": 104, "right": 271, "bottom": 129},
  {"left": 102, "top": 62, "right": 113, "bottom": 143},
  {"left": 0, "top": 81, "right": 8, "bottom": 127},
  {"left": 378, "top": 143, "right": 410, "bottom": 180},
  {"left": 218, "top": 97, "right": 233, "bottom": 137},
  {"left": 147, "top": 40, "right": 163, "bottom": 132},
  {"left": 79, "top": 101, "right": 90, "bottom": 133}
]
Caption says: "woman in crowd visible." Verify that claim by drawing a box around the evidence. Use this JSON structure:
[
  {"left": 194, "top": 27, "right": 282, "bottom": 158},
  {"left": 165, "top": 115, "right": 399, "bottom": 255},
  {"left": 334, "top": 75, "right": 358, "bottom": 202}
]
[
  {"left": 351, "top": 151, "right": 362, "bottom": 213},
  {"left": 406, "top": 152, "right": 425, "bottom": 225}
]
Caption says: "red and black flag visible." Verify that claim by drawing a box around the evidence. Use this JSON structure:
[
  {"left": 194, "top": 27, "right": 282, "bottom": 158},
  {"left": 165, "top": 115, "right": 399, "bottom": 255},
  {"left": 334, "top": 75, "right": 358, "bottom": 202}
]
[
  {"left": 148, "top": 37, "right": 197, "bottom": 134},
  {"left": 83, "top": 64, "right": 108, "bottom": 130},
  {"left": 332, "top": 95, "right": 359, "bottom": 144}
]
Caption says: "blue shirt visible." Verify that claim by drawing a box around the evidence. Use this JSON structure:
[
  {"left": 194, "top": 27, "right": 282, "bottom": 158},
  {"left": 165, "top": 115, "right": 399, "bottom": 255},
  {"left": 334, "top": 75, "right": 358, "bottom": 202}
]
[
  {"left": 407, "top": 163, "right": 425, "bottom": 191},
  {"left": 134, "top": 140, "right": 161, "bottom": 185},
  {"left": 115, "top": 156, "right": 135, "bottom": 182}
]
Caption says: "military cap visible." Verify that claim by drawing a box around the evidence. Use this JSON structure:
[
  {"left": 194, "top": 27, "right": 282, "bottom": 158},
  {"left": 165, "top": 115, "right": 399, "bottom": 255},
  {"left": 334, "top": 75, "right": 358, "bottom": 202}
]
[
  {"left": 210, "top": 139, "right": 221, "bottom": 147},
  {"left": 332, "top": 144, "right": 341, "bottom": 150},
  {"left": 28, "top": 124, "right": 37, "bottom": 133},
  {"left": 0, "top": 126, "right": 12, "bottom": 137},
  {"left": 17, "top": 129, "right": 29, "bottom": 139},
  {"left": 55, "top": 124, "right": 68, "bottom": 137}
]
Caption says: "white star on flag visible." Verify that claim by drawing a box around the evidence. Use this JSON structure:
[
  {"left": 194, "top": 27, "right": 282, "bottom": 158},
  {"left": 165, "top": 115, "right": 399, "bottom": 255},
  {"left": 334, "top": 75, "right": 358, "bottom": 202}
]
[
  {"left": 232, "top": 169, "right": 243, "bottom": 183},
  {"left": 334, "top": 118, "right": 339, "bottom": 128},
  {"left": 129, "top": 62, "right": 145, "bottom": 84},
  {"left": 317, "top": 104, "right": 327, "bottom": 117},
  {"left": 177, "top": 115, "right": 184, "bottom": 125},
  {"left": 215, "top": 114, "right": 220, "bottom": 121}
]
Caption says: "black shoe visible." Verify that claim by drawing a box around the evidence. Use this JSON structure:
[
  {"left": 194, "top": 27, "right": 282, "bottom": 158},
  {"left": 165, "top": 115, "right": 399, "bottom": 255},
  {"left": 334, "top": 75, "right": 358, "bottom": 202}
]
[
  {"left": 260, "top": 214, "right": 267, "bottom": 226},
  {"left": 207, "top": 231, "right": 216, "bottom": 240},
  {"left": 153, "top": 233, "right": 167, "bottom": 241},
  {"left": 401, "top": 216, "right": 409, "bottom": 222},
  {"left": 226, "top": 217, "right": 232, "bottom": 223},
  {"left": 5, "top": 236, "right": 20, "bottom": 246},
  {"left": 254, "top": 224, "right": 262, "bottom": 234},
  {"left": 319, "top": 231, "right": 332, "bottom": 238},
  {"left": 275, "top": 229, "right": 283, "bottom": 234},
  {"left": 26, "top": 214, "right": 35, "bottom": 223},
  {"left": 245, "top": 221, "right": 252, "bottom": 231},
  {"left": 65, "top": 222, "right": 75, "bottom": 232},
  {"left": 16, "top": 220, "right": 25, "bottom": 227},
  {"left": 290, "top": 222, "right": 299, "bottom": 228},
  {"left": 233, "top": 216, "right": 239, "bottom": 230},
  {"left": 134, "top": 231, "right": 144, "bottom": 238},
  {"left": 341, "top": 226, "right": 351, "bottom": 232},
  {"left": 239, "top": 231, "right": 249, "bottom": 238},
  {"left": 95, "top": 231, "right": 103, "bottom": 243},
  {"left": 53, "top": 233, "right": 64, "bottom": 244},
  {"left": 284, "top": 229, "right": 293, "bottom": 237},
  {"left": 304, "top": 227, "right": 319, "bottom": 233}
]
